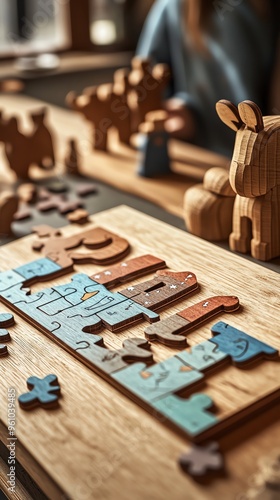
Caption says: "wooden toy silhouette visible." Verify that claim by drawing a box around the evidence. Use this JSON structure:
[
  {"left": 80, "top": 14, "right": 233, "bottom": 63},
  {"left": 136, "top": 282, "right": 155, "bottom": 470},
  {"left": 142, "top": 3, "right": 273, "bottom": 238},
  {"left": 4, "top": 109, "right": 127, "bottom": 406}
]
[
  {"left": 66, "top": 68, "right": 132, "bottom": 151},
  {"left": 0, "top": 191, "right": 18, "bottom": 235},
  {"left": 216, "top": 99, "right": 280, "bottom": 261},
  {"left": 129, "top": 57, "right": 171, "bottom": 132},
  {"left": 0, "top": 107, "right": 55, "bottom": 179}
]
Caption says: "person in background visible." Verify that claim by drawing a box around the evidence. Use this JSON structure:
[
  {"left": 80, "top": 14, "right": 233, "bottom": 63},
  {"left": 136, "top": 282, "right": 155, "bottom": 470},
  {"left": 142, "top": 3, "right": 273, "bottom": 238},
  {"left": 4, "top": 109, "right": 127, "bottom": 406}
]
[{"left": 137, "top": 0, "right": 280, "bottom": 157}]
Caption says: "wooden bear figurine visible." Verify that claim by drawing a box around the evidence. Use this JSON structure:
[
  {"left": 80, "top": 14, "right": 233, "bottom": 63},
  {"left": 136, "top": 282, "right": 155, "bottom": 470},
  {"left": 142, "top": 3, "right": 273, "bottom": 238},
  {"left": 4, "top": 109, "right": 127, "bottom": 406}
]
[{"left": 216, "top": 99, "right": 280, "bottom": 261}]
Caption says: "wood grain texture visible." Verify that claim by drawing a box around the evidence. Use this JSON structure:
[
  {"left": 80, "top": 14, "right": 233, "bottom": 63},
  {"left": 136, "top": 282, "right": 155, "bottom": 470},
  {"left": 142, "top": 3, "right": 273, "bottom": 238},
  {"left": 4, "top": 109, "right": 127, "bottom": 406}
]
[{"left": 0, "top": 206, "right": 279, "bottom": 500}]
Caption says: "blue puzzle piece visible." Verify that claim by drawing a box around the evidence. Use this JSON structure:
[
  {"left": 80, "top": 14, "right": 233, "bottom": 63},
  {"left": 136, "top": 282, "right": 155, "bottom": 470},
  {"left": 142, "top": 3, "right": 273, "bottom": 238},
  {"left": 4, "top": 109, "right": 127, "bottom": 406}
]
[
  {"left": 0, "top": 270, "right": 24, "bottom": 294},
  {"left": 210, "top": 322, "right": 278, "bottom": 365},
  {"left": 152, "top": 393, "right": 218, "bottom": 438},
  {"left": 15, "top": 258, "right": 62, "bottom": 281},
  {"left": 112, "top": 357, "right": 203, "bottom": 402},
  {"left": 176, "top": 340, "right": 229, "bottom": 372}
]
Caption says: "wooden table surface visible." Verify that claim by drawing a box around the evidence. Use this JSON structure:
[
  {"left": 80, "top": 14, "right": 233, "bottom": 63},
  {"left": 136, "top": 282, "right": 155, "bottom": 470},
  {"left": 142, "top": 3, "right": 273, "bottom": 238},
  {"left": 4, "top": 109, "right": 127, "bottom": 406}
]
[{"left": 0, "top": 205, "right": 279, "bottom": 500}]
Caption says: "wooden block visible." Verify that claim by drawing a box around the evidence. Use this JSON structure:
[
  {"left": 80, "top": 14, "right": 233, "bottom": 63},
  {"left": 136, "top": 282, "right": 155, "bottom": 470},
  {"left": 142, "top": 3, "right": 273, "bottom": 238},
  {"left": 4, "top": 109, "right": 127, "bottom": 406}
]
[
  {"left": 217, "top": 99, "right": 280, "bottom": 261},
  {"left": 32, "top": 225, "right": 131, "bottom": 268},
  {"left": 210, "top": 322, "right": 279, "bottom": 366},
  {"left": 145, "top": 296, "right": 240, "bottom": 347},
  {"left": 90, "top": 254, "right": 167, "bottom": 287},
  {"left": 112, "top": 357, "right": 204, "bottom": 403},
  {"left": 152, "top": 394, "right": 218, "bottom": 438},
  {"left": 18, "top": 374, "right": 61, "bottom": 410},
  {"left": 120, "top": 271, "right": 198, "bottom": 311},
  {"left": 179, "top": 442, "right": 224, "bottom": 480},
  {"left": 0, "top": 192, "right": 18, "bottom": 235}
]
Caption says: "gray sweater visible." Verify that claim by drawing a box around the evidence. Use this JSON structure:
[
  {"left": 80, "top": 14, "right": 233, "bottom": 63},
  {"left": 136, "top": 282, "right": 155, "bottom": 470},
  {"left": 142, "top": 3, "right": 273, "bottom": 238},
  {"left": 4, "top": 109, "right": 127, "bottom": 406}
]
[{"left": 137, "top": 0, "right": 279, "bottom": 157}]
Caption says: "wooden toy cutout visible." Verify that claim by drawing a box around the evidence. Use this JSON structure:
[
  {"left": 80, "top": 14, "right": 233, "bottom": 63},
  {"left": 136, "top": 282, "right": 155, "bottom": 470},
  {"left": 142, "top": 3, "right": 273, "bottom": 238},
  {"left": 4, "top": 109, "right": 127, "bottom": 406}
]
[
  {"left": 0, "top": 192, "right": 18, "bottom": 235},
  {"left": 65, "top": 138, "right": 81, "bottom": 176},
  {"left": 18, "top": 374, "right": 61, "bottom": 410},
  {"left": 76, "top": 183, "right": 98, "bottom": 197},
  {"left": 36, "top": 193, "right": 83, "bottom": 214},
  {"left": 217, "top": 99, "right": 280, "bottom": 260},
  {"left": 67, "top": 209, "right": 89, "bottom": 225},
  {"left": 179, "top": 442, "right": 224, "bottom": 480},
  {"left": 17, "top": 183, "right": 37, "bottom": 204},
  {"left": 138, "top": 110, "right": 171, "bottom": 177},
  {"left": 13, "top": 204, "right": 32, "bottom": 222},
  {"left": 32, "top": 225, "right": 131, "bottom": 268},
  {"left": 129, "top": 57, "right": 171, "bottom": 131},
  {"left": 210, "top": 322, "right": 278, "bottom": 366},
  {"left": 0, "top": 107, "right": 55, "bottom": 179},
  {"left": 145, "top": 296, "right": 240, "bottom": 347}
]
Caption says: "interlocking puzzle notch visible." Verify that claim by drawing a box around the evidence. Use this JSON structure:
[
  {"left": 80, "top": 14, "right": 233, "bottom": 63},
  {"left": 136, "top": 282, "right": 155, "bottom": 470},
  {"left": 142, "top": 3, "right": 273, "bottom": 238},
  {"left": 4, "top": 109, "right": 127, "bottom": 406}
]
[
  {"left": 216, "top": 99, "right": 280, "bottom": 261},
  {"left": 0, "top": 107, "right": 55, "bottom": 179}
]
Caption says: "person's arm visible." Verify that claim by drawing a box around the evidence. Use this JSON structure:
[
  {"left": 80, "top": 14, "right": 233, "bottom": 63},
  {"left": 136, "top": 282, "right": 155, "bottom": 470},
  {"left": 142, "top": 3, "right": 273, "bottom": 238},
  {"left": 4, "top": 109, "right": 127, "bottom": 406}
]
[{"left": 137, "top": 0, "right": 171, "bottom": 65}]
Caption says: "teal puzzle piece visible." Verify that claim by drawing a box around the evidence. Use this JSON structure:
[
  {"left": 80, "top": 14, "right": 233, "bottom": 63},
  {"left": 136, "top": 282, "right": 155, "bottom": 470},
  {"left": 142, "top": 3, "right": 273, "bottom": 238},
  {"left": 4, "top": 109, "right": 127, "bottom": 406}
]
[
  {"left": 152, "top": 393, "right": 218, "bottom": 438},
  {"left": 210, "top": 322, "right": 278, "bottom": 365},
  {"left": 176, "top": 340, "right": 229, "bottom": 372},
  {"left": 112, "top": 357, "right": 204, "bottom": 403},
  {"left": 15, "top": 258, "right": 62, "bottom": 282}
]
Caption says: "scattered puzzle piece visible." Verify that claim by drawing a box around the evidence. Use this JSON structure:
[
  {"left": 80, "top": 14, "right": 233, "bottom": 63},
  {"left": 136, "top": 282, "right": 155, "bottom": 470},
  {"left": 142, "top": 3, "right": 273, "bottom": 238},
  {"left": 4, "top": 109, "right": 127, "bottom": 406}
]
[
  {"left": 18, "top": 374, "right": 61, "bottom": 410},
  {"left": 36, "top": 193, "right": 82, "bottom": 214},
  {"left": 179, "top": 442, "right": 224, "bottom": 479},
  {"left": 76, "top": 183, "right": 97, "bottom": 197},
  {"left": 67, "top": 209, "right": 89, "bottom": 225},
  {"left": 145, "top": 296, "right": 240, "bottom": 347},
  {"left": 210, "top": 322, "right": 278, "bottom": 366},
  {"left": 17, "top": 183, "right": 37, "bottom": 204}
]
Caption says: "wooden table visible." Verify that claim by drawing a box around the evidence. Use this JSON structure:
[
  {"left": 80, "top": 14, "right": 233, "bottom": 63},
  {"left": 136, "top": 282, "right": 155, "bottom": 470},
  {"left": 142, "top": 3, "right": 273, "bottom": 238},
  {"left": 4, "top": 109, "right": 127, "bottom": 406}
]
[{"left": 0, "top": 206, "right": 279, "bottom": 500}]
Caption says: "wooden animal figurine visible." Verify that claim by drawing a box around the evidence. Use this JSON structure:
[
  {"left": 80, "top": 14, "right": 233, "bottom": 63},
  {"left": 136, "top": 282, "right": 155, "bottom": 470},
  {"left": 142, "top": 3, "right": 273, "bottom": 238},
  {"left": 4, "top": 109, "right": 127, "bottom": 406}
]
[
  {"left": 0, "top": 192, "right": 19, "bottom": 235},
  {"left": 0, "top": 107, "right": 55, "bottom": 179},
  {"left": 184, "top": 167, "right": 235, "bottom": 241},
  {"left": 216, "top": 99, "right": 280, "bottom": 261},
  {"left": 128, "top": 57, "right": 171, "bottom": 132},
  {"left": 138, "top": 110, "right": 171, "bottom": 177}
]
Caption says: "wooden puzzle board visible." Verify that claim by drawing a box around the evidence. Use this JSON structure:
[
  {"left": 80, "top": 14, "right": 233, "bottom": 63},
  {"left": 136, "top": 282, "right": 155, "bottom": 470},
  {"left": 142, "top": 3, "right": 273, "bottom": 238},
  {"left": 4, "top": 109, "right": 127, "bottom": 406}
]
[
  {"left": 0, "top": 205, "right": 279, "bottom": 500},
  {"left": 0, "top": 95, "right": 229, "bottom": 218}
]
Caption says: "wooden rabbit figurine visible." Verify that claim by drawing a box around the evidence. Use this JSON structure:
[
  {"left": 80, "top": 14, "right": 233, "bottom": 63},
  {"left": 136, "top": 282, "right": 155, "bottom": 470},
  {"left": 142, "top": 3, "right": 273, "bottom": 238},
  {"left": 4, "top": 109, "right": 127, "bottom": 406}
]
[{"left": 216, "top": 99, "right": 280, "bottom": 261}]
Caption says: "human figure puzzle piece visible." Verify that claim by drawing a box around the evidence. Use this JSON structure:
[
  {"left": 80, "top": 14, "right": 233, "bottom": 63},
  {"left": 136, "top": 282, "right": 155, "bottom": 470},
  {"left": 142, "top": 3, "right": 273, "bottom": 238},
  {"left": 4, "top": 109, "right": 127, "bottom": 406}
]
[
  {"left": 18, "top": 374, "right": 61, "bottom": 410},
  {"left": 210, "top": 322, "right": 278, "bottom": 366},
  {"left": 179, "top": 442, "right": 224, "bottom": 479},
  {"left": 152, "top": 393, "right": 218, "bottom": 438},
  {"left": 145, "top": 296, "right": 240, "bottom": 347}
]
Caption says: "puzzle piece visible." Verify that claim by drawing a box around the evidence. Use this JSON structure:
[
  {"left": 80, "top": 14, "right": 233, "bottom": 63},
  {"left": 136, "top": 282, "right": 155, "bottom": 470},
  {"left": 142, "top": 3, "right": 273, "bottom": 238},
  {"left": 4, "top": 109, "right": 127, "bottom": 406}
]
[
  {"left": 0, "top": 270, "right": 25, "bottom": 293},
  {"left": 179, "top": 442, "right": 224, "bottom": 479},
  {"left": 32, "top": 226, "right": 130, "bottom": 268},
  {"left": 210, "top": 322, "right": 278, "bottom": 366},
  {"left": 0, "top": 328, "right": 11, "bottom": 356},
  {"left": 36, "top": 194, "right": 83, "bottom": 214},
  {"left": 0, "top": 312, "right": 15, "bottom": 328},
  {"left": 152, "top": 393, "right": 218, "bottom": 438},
  {"left": 15, "top": 258, "right": 62, "bottom": 284},
  {"left": 112, "top": 357, "right": 203, "bottom": 403},
  {"left": 76, "top": 337, "right": 153, "bottom": 374},
  {"left": 145, "top": 296, "right": 240, "bottom": 347},
  {"left": 176, "top": 341, "right": 229, "bottom": 372},
  {"left": 18, "top": 374, "right": 61, "bottom": 410},
  {"left": 67, "top": 209, "right": 89, "bottom": 225}
]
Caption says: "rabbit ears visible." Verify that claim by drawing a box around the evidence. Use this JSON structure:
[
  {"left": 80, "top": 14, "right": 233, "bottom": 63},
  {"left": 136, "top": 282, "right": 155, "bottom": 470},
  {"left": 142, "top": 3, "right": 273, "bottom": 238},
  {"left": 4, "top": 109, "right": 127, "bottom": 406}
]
[{"left": 216, "top": 99, "right": 264, "bottom": 132}]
